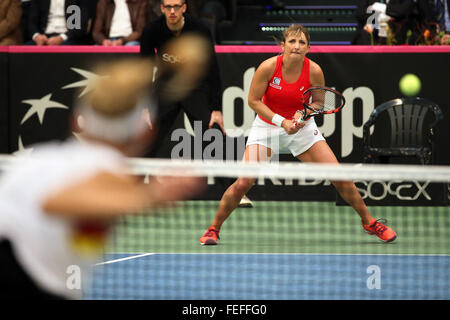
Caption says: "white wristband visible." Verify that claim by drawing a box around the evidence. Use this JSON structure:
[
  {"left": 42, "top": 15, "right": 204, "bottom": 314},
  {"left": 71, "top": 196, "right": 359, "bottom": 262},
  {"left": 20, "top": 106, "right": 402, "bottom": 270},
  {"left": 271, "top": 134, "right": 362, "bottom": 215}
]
[{"left": 271, "top": 114, "right": 285, "bottom": 127}]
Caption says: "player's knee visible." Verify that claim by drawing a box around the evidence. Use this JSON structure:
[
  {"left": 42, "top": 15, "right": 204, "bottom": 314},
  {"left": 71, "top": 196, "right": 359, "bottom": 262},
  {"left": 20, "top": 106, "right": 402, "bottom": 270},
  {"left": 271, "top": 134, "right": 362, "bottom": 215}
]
[
  {"left": 332, "top": 180, "right": 345, "bottom": 189},
  {"left": 332, "top": 180, "right": 357, "bottom": 199},
  {"left": 234, "top": 178, "right": 255, "bottom": 194},
  {"left": 332, "top": 180, "right": 355, "bottom": 193}
]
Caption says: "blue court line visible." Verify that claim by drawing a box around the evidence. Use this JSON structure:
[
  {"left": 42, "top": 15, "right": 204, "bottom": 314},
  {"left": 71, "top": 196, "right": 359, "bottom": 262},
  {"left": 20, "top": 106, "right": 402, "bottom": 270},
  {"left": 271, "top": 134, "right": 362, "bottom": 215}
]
[{"left": 85, "top": 253, "right": 450, "bottom": 300}]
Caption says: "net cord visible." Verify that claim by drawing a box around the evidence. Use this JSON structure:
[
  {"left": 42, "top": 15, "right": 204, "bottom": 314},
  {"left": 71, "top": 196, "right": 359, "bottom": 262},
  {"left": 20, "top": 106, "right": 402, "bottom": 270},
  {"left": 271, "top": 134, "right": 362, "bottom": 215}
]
[{"left": 1, "top": 154, "right": 448, "bottom": 182}]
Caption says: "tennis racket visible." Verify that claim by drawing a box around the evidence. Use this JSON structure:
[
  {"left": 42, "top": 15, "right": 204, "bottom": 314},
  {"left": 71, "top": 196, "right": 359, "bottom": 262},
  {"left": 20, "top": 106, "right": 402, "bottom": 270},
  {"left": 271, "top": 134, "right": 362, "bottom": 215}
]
[{"left": 296, "top": 86, "right": 346, "bottom": 124}]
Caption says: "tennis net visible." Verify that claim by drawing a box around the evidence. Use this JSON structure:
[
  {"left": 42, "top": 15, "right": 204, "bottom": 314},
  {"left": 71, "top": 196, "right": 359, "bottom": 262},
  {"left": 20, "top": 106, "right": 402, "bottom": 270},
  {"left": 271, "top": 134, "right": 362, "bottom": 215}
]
[
  {"left": 1, "top": 156, "right": 449, "bottom": 300},
  {"left": 86, "top": 159, "right": 450, "bottom": 300}
]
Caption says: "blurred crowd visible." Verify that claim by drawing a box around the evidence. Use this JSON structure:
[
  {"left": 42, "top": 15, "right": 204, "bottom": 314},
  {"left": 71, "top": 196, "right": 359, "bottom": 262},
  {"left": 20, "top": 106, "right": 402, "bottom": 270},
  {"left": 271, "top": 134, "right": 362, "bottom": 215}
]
[
  {"left": 0, "top": 0, "right": 229, "bottom": 45},
  {"left": 0, "top": 0, "right": 449, "bottom": 46},
  {"left": 354, "top": 0, "right": 449, "bottom": 45}
]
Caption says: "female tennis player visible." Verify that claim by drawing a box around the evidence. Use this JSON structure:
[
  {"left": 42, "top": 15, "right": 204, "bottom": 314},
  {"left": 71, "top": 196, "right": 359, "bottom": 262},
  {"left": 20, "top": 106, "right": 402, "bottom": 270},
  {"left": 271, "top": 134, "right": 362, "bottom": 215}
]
[{"left": 200, "top": 24, "right": 397, "bottom": 245}]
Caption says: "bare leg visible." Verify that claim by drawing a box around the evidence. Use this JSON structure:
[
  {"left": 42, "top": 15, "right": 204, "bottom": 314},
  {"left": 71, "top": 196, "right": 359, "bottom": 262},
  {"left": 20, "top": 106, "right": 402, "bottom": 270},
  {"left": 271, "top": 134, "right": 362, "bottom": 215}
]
[
  {"left": 296, "top": 141, "right": 373, "bottom": 226},
  {"left": 210, "top": 144, "right": 273, "bottom": 230}
]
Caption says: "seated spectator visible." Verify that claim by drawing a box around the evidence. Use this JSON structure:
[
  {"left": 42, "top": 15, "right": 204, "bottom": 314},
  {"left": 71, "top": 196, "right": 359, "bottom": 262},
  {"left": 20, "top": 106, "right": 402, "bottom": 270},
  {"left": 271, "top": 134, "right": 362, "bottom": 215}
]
[
  {"left": 92, "top": 0, "right": 147, "bottom": 46},
  {"left": 27, "top": 0, "right": 93, "bottom": 46},
  {"left": 0, "top": 0, "right": 23, "bottom": 45}
]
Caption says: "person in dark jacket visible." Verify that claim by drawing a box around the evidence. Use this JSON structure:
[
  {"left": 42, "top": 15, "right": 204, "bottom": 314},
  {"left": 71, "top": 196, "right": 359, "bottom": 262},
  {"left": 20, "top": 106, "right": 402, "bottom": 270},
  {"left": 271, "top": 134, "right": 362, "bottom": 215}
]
[
  {"left": 27, "top": 0, "right": 93, "bottom": 45},
  {"left": 92, "top": 0, "right": 147, "bottom": 46},
  {"left": 140, "top": 0, "right": 254, "bottom": 208}
]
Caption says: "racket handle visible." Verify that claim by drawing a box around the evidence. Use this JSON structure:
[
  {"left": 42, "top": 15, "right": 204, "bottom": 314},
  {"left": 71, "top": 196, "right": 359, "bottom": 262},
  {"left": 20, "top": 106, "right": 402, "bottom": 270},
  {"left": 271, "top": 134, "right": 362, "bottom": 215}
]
[{"left": 295, "top": 110, "right": 306, "bottom": 124}]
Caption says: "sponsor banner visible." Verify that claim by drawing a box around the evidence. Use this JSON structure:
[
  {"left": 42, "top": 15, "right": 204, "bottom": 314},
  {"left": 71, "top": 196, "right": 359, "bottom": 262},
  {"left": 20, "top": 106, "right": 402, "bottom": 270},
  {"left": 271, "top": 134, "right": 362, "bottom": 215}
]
[
  {"left": 200, "top": 175, "right": 336, "bottom": 202},
  {"left": 217, "top": 52, "right": 450, "bottom": 165},
  {"left": 3, "top": 49, "right": 450, "bottom": 202},
  {"left": 336, "top": 181, "right": 449, "bottom": 206}
]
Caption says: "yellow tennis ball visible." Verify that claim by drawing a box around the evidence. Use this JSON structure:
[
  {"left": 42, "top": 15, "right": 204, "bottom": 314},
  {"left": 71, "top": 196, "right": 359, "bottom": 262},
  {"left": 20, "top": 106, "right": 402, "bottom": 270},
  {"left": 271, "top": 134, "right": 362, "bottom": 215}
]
[{"left": 399, "top": 73, "right": 421, "bottom": 96}]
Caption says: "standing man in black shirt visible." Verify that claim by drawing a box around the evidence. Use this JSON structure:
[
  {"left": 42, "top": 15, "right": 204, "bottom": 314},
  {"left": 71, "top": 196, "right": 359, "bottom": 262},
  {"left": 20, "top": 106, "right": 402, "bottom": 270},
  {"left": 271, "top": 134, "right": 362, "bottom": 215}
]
[
  {"left": 140, "top": 0, "right": 224, "bottom": 153},
  {"left": 140, "top": 0, "right": 254, "bottom": 208}
]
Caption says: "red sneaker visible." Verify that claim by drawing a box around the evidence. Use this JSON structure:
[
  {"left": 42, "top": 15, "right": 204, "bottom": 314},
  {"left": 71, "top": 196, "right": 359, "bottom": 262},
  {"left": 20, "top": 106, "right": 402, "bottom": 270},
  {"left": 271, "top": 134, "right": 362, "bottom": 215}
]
[
  {"left": 200, "top": 227, "right": 220, "bottom": 245},
  {"left": 362, "top": 218, "right": 397, "bottom": 243}
]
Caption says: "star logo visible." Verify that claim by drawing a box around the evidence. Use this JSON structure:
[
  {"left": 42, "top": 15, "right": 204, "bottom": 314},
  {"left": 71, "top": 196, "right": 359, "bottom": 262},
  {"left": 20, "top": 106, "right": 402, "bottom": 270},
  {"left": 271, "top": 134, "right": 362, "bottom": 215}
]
[
  {"left": 62, "top": 67, "right": 105, "bottom": 97},
  {"left": 21, "top": 93, "right": 69, "bottom": 125},
  {"left": 15, "top": 66, "right": 104, "bottom": 154}
]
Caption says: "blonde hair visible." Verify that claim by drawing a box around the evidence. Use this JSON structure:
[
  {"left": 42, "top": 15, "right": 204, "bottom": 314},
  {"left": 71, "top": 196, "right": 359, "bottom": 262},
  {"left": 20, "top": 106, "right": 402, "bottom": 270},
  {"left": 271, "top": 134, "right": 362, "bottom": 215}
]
[
  {"left": 77, "top": 58, "right": 154, "bottom": 143},
  {"left": 282, "top": 24, "right": 310, "bottom": 46},
  {"left": 86, "top": 58, "right": 153, "bottom": 117}
]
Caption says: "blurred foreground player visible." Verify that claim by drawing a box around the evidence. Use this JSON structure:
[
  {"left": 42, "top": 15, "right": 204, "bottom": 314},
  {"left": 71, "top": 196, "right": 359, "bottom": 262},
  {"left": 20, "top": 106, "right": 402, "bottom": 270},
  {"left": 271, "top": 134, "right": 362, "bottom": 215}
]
[{"left": 0, "top": 35, "right": 208, "bottom": 300}]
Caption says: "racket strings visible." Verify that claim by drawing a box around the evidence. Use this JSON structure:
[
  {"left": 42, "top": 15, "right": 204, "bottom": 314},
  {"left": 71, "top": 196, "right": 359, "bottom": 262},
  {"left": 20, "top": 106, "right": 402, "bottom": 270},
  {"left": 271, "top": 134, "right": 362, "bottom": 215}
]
[{"left": 305, "top": 89, "right": 343, "bottom": 112}]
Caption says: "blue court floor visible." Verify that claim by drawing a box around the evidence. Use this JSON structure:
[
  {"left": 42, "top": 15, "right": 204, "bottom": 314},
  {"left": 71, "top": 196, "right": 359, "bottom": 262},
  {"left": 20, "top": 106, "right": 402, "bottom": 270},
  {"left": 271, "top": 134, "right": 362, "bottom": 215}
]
[{"left": 85, "top": 253, "right": 450, "bottom": 300}]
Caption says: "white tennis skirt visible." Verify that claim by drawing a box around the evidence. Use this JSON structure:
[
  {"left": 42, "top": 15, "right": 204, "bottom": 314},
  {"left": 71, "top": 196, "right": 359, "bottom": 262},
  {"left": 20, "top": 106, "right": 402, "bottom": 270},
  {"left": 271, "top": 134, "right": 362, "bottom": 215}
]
[{"left": 246, "top": 116, "right": 325, "bottom": 157}]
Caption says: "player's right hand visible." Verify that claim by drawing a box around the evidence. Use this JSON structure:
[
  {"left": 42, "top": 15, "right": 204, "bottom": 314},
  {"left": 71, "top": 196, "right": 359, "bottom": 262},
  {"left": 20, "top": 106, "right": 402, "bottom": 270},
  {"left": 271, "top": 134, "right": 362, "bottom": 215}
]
[{"left": 281, "top": 119, "right": 302, "bottom": 135}]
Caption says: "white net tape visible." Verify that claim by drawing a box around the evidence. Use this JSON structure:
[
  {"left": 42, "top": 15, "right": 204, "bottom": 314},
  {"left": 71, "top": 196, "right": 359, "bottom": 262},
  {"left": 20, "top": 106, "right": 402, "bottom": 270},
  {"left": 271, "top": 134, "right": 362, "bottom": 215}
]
[{"left": 1, "top": 154, "right": 450, "bottom": 182}]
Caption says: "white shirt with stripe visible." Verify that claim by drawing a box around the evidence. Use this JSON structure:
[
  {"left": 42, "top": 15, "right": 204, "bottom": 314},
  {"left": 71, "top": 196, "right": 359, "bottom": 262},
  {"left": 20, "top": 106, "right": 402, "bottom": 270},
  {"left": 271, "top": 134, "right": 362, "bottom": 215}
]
[
  {"left": 109, "top": 0, "right": 133, "bottom": 38},
  {"left": 0, "top": 139, "right": 125, "bottom": 299}
]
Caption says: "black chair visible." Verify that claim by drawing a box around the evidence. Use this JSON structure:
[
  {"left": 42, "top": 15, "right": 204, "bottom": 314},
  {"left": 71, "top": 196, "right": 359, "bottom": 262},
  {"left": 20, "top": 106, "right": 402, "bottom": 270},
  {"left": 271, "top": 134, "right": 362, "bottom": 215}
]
[{"left": 363, "top": 97, "right": 443, "bottom": 165}]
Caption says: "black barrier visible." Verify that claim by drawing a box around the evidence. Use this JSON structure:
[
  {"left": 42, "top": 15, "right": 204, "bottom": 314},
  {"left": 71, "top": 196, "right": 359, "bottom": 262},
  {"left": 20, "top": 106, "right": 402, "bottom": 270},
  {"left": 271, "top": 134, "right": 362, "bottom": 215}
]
[
  {"left": 1, "top": 47, "right": 450, "bottom": 202},
  {"left": 7, "top": 52, "right": 131, "bottom": 153},
  {"left": 0, "top": 51, "right": 8, "bottom": 153}
]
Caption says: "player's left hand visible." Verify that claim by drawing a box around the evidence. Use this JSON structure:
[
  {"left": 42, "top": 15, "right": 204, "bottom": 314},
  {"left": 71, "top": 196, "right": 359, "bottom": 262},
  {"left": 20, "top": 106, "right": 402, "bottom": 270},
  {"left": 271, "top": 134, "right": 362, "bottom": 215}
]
[
  {"left": 293, "top": 110, "right": 307, "bottom": 128},
  {"left": 281, "top": 119, "right": 301, "bottom": 135},
  {"left": 209, "top": 110, "right": 226, "bottom": 135}
]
